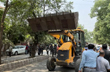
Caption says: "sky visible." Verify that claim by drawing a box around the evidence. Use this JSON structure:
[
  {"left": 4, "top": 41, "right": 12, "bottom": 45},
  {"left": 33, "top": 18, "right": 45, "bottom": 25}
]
[
  {"left": 0, "top": 2, "right": 4, "bottom": 7},
  {"left": 67, "top": 0, "right": 97, "bottom": 31},
  {"left": 0, "top": 0, "right": 97, "bottom": 31}
]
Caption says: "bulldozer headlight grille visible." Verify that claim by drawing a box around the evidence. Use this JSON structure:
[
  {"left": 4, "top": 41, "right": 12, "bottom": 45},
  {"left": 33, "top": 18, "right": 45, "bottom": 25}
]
[{"left": 57, "top": 50, "right": 69, "bottom": 61}]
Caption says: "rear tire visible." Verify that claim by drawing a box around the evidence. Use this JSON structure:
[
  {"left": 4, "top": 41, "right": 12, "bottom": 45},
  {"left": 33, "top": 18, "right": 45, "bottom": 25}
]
[
  {"left": 46, "top": 57, "right": 56, "bottom": 71},
  {"left": 14, "top": 51, "right": 18, "bottom": 55},
  {"left": 75, "top": 59, "right": 82, "bottom": 72}
]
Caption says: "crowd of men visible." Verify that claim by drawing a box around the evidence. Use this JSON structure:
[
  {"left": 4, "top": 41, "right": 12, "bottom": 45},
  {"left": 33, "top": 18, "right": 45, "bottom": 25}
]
[
  {"left": 79, "top": 44, "right": 110, "bottom": 72},
  {"left": 37, "top": 44, "right": 59, "bottom": 56}
]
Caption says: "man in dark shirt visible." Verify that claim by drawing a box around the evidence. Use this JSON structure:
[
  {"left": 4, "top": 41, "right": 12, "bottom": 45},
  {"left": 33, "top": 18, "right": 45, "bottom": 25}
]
[
  {"left": 102, "top": 44, "right": 110, "bottom": 72},
  {"left": 102, "top": 44, "right": 110, "bottom": 62},
  {"left": 50, "top": 44, "right": 54, "bottom": 57},
  {"left": 54, "top": 44, "right": 57, "bottom": 56}
]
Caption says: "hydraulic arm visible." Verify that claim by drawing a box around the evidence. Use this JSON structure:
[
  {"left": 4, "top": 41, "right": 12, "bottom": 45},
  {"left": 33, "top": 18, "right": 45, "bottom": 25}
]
[{"left": 48, "top": 30, "right": 76, "bottom": 46}]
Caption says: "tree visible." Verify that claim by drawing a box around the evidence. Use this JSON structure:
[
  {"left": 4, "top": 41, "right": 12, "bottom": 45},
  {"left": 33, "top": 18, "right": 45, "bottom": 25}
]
[
  {"left": 90, "top": 0, "right": 110, "bottom": 45},
  {"left": 0, "top": 0, "right": 74, "bottom": 59},
  {"left": 0, "top": 0, "right": 10, "bottom": 64},
  {"left": 0, "top": 0, "right": 36, "bottom": 64}
]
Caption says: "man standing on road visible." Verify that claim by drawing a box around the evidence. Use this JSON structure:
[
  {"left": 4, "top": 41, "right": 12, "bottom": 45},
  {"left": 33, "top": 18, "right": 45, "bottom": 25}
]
[
  {"left": 102, "top": 44, "right": 110, "bottom": 62},
  {"left": 25, "top": 45, "right": 28, "bottom": 54},
  {"left": 96, "top": 50, "right": 110, "bottom": 72},
  {"left": 38, "top": 44, "right": 41, "bottom": 55},
  {"left": 46, "top": 45, "right": 49, "bottom": 55},
  {"left": 9, "top": 46, "right": 12, "bottom": 57},
  {"left": 54, "top": 44, "right": 57, "bottom": 56},
  {"left": 50, "top": 44, "right": 54, "bottom": 57},
  {"left": 41, "top": 45, "right": 43, "bottom": 55},
  {"left": 79, "top": 44, "right": 99, "bottom": 72}
]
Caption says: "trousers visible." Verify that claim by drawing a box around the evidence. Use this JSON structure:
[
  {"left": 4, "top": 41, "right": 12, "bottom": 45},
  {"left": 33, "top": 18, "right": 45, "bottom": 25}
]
[{"left": 84, "top": 68, "right": 96, "bottom": 72}]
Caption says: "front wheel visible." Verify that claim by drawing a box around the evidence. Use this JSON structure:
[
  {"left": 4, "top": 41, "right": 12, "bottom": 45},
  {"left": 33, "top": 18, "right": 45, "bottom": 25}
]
[
  {"left": 14, "top": 51, "right": 18, "bottom": 55},
  {"left": 46, "top": 57, "right": 56, "bottom": 71}
]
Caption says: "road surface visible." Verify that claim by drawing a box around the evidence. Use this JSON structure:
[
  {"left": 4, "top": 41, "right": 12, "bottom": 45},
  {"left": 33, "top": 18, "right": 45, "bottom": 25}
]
[
  {"left": 2, "top": 50, "right": 48, "bottom": 63},
  {"left": 4, "top": 59, "right": 75, "bottom": 72}
]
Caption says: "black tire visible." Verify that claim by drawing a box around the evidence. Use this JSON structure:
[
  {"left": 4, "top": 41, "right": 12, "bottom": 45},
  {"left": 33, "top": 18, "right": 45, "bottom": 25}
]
[
  {"left": 46, "top": 57, "right": 56, "bottom": 71},
  {"left": 14, "top": 51, "right": 18, "bottom": 55},
  {"left": 75, "top": 59, "right": 82, "bottom": 72}
]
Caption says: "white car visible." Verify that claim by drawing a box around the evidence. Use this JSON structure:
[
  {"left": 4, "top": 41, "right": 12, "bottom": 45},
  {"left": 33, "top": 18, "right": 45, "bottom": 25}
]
[{"left": 6, "top": 45, "right": 26, "bottom": 55}]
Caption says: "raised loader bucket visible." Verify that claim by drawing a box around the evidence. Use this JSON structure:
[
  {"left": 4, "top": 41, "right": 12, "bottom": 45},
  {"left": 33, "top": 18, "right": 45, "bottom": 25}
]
[{"left": 27, "top": 12, "right": 78, "bottom": 32}]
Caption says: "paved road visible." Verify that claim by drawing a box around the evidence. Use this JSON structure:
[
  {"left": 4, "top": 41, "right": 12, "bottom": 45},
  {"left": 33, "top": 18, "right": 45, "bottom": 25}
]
[
  {"left": 4, "top": 59, "right": 75, "bottom": 72},
  {"left": 2, "top": 50, "right": 49, "bottom": 63}
]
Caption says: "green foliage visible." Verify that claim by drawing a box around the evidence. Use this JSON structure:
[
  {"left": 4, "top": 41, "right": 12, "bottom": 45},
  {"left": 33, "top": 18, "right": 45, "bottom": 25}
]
[
  {"left": 41, "top": 34, "right": 56, "bottom": 45},
  {"left": 90, "top": 0, "right": 110, "bottom": 45},
  {"left": 78, "top": 24, "right": 94, "bottom": 43},
  {"left": 0, "top": 0, "right": 74, "bottom": 45}
]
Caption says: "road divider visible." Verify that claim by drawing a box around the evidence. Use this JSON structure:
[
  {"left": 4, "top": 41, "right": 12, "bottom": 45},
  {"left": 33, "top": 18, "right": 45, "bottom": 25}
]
[{"left": 0, "top": 56, "right": 49, "bottom": 72}]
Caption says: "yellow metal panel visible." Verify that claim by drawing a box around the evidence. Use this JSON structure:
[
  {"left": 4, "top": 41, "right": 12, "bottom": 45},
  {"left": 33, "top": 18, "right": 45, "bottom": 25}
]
[
  {"left": 73, "top": 29, "right": 84, "bottom": 32},
  {"left": 58, "top": 42, "right": 73, "bottom": 50},
  {"left": 49, "top": 34, "right": 64, "bottom": 44}
]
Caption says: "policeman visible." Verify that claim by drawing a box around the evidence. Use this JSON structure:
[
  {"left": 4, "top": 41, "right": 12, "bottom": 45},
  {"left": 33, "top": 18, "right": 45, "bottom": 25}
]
[
  {"left": 54, "top": 44, "right": 57, "bottom": 56},
  {"left": 50, "top": 44, "right": 54, "bottom": 57}
]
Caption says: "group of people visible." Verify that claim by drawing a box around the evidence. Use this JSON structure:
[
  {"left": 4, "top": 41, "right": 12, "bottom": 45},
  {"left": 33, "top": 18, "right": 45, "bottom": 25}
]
[
  {"left": 45, "top": 44, "right": 60, "bottom": 56},
  {"left": 25, "top": 44, "right": 34, "bottom": 56},
  {"left": 79, "top": 44, "right": 110, "bottom": 72},
  {"left": 26, "top": 43, "right": 60, "bottom": 56},
  {"left": 38, "top": 44, "right": 44, "bottom": 55},
  {"left": 25, "top": 43, "right": 60, "bottom": 56}
]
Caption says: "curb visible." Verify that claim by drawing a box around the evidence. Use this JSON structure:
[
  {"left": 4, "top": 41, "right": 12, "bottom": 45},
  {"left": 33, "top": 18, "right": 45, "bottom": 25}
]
[{"left": 0, "top": 56, "right": 49, "bottom": 72}]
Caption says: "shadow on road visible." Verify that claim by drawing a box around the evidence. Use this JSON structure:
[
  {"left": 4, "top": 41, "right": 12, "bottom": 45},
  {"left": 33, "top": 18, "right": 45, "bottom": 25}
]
[{"left": 54, "top": 66, "right": 75, "bottom": 72}]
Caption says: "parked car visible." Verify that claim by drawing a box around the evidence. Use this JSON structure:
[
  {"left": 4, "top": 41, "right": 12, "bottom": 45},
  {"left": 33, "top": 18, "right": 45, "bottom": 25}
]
[{"left": 6, "top": 45, "right": 26, "bottom": 55}]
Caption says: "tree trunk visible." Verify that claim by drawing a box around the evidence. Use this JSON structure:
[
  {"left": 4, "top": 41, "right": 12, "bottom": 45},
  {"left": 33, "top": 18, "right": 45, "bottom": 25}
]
[
  {"left": 0, "top": 23, "right": 4, "bottom": 63},
  {"left": 0, "top": 0, "right": 9, "bottom": 64},
  {"left": 31, "top": 34, "right": 38, "bottom": 57},
  {"left": 31, "top": 44, "right": 36, "bottom": 57}
]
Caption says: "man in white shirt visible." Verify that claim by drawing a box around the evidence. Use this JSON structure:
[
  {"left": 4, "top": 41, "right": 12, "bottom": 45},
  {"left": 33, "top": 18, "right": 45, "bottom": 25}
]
[{"left": 96, "top": 50, "right": 110, "bottom": 72}]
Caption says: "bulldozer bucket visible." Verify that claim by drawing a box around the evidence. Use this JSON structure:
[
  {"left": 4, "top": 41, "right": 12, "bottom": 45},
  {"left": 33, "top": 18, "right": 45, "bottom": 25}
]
[{"left": 27, "top": 12, "right": 78, "bottom": 32}]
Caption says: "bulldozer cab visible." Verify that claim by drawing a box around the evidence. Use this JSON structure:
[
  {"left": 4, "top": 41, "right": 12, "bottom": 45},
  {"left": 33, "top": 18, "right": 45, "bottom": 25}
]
[
  {"left": 62, "top": 35, "right": 71, "bottom": 42},
  {"left": 72, "top": 27, "right": 85, "bottom": 55}
]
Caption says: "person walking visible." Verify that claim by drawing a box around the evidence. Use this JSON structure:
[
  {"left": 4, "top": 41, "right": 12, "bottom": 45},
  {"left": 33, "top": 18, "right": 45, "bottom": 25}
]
[
  {"left": 25, "top": 45, "right": 28, "bottom": 54},
  {"left": 38, "top": 44, "right": 41, "bottom": 55},
  {"left": 50, "top": 44, "right": 54, "bottom": 57},
  {"left": 96, "top": 50, "right": 110, "bottom": 72},
  {"left": 41, "top": 45, "right": 43, "bottom": 55},
  {"left": 54, "top": 44, "right": 57, "bottom": 56},
  {"left": 9, "top": 46, "right": 12, "bottom": 57},
  {"left": 46, "top": 45, "right": 49, "bottom": 55},
  {"left": 79, "top": 44, "right": 99, "bottom": 72}
]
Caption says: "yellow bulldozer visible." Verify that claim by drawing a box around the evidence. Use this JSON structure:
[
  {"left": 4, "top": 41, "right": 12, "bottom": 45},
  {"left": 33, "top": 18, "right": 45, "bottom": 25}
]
[
  {"left": 47, "top": 27, "right": 85, "bottom": 72},
  {"left": 27, "top": 12, "right": 85, "bottom": 72}
]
